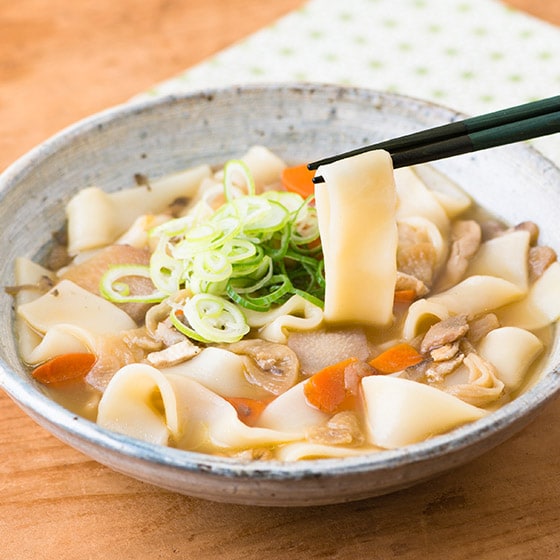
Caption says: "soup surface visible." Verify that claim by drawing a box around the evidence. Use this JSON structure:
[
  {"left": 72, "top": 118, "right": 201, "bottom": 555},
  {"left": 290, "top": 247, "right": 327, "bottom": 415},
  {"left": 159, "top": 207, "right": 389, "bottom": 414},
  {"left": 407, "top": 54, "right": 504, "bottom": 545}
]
[{"left": 10, "top": 146, "right": 560, "bottom": 460}]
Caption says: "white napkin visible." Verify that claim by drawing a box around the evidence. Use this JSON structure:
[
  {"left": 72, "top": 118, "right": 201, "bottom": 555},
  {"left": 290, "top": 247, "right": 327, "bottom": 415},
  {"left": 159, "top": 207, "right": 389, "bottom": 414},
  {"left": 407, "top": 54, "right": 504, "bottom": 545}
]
[{"left": 142, "top": 0, "right": 560, "bottom": 162}]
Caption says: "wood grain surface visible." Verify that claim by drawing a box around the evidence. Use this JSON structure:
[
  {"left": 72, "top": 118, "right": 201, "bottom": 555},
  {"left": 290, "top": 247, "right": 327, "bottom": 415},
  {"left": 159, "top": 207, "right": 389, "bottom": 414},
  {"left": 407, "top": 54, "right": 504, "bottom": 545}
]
[{"left": 1, "top": 1, "right": 559, "bottom": 559}]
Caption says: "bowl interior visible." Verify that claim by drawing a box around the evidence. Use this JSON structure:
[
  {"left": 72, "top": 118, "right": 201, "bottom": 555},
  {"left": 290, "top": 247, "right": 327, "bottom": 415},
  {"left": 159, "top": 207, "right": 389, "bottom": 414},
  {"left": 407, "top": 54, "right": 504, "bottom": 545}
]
[{"left": 1, "top": 84, "right": 560, "bottom": 505}]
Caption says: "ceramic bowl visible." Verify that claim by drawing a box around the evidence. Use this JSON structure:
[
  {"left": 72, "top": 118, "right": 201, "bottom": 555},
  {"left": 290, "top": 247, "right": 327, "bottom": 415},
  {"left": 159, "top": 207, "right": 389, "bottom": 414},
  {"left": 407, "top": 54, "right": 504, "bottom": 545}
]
[{"left": 1, "top": 84, "right": 560, "bottom": 507}]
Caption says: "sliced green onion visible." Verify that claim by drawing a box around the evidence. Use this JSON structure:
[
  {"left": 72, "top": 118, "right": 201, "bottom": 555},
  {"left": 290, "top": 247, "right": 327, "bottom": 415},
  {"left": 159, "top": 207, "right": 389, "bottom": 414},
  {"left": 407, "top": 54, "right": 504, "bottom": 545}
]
[
  {"left": 192, "top": 250, "right": 232, "bottom": 283},
  {"left": 150, "top": 215, "right": 193, "bottom": 238},
  {"left": 292, "top": 289, "right": 325, "bottom": 308},
  {"left": 229, "top": 245, "right": 267, "bottom": 278},
  {"left": 235, "top": 197, "right": 289, "bottom": 235},
  {"left": 227, "top": 273, "right": 293, "bottom": 312},
  {"left": 290, "top": 202, "right": 321, "bottom": 253},
  {"left": 223, "top": 159, "right": 255, "bottom": 201},
  {"left": 140, "top": 158, "right": 326, "bottom": 328},
  {"left": 262, "top": 190, "right": 307, "bottom": 215},
  {"left": 171, "top": 293, "right": 249, "bottom": 343},
  {"left": 100, "top": 265, "right": 167, "bottom": 303},
  {"left": 221, "top": 238, "right": 256, "bottom": 263},
  {"left": 263, "top": 226, "right": 291, "bottom": 261},
  {"left": 228, "top": 256, "right": 273, "bottom": 294},
  {"left": 149, "top": 240, "right": 187, "bottom": 294}
]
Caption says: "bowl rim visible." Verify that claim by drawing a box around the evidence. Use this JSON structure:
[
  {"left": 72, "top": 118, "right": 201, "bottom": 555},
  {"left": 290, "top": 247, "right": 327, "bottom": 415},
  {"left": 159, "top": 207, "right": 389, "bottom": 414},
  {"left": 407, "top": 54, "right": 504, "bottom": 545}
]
[{"left": 2, "top": 82, "right": 560, "bottom": 482}]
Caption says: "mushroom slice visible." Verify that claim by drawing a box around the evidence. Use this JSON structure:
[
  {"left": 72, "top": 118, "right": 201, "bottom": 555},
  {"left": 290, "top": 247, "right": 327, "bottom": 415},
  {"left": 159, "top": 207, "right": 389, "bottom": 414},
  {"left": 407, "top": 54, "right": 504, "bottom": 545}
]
[{"left": 226, "top": 339, "right": 299, "bottom": 395}]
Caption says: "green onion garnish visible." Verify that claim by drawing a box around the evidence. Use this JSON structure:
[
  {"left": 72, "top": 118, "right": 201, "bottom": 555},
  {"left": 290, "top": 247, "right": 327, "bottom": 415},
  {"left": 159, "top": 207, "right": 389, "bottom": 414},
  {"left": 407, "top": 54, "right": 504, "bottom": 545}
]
[
  {"left": 170, "top": 293, "right": 250, "bottom": 343},
  {"left": 100, "top": 159, "right": 325, "bottom": 343},
  {"left": 100, "top": 265, "right": 167, "bottom": 303}
]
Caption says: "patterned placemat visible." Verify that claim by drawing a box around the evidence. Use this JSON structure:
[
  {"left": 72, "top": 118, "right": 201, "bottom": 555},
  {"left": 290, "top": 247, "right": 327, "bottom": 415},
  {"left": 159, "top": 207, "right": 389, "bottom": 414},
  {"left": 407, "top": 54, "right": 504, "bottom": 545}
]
[{"left": 139, "top": 0, "right": 560, "bottom": 162}]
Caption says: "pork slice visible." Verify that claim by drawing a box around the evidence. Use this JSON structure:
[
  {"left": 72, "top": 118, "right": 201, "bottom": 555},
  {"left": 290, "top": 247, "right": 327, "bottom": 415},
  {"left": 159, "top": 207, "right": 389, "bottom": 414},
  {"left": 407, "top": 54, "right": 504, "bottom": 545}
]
[{"left": 420, "top": 314, "right": 469, "bottom": 354}]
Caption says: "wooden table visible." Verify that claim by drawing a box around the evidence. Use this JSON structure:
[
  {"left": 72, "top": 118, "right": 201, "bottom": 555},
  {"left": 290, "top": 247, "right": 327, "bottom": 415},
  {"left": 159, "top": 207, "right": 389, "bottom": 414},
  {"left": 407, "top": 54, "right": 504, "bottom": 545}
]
[{"left": 1, "top": 1, "right": 559, "bottom": 558}]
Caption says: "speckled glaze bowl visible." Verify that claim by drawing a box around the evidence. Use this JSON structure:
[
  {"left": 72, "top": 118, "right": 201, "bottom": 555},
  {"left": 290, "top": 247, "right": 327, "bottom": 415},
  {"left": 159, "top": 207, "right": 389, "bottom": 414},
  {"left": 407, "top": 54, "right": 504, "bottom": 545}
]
[{"left": 1, "top": 84, "right": 560, "bottom": 507}]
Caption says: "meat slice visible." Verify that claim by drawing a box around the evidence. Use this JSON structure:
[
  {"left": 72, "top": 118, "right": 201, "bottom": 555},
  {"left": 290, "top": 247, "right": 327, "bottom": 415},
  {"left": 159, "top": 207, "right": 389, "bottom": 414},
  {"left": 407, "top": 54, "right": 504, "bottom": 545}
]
[
  {"left": 397, "top": 221, "right": 439, "bottom": 287},
  {"left": 395, "top": 271, "right": 429, "bottom": 298},
  {"left": 513, "top": 221, "right": 539, "bottom": 245},
  {"left": 308, "top": 411, "right": 365, "bottom": 446},
  {"left": 146, "top": 339, "right": 201, "bottom": 368},
  {"left": 435, "top": 220, "right": 481, "bottom": 292},
  {"left": 420, "top": 314, "right": 469, "bottom": 354},
  {"left": 528, "top": 245, "right": 557, "bottom": 282},
  {"left": 467, "top": 313, "right": 500, "bottom": 343}
]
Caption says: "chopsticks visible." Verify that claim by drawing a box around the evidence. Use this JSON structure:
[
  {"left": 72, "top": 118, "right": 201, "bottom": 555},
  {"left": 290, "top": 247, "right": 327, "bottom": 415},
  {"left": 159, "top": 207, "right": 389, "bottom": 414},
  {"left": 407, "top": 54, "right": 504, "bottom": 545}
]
[{"left": 308, "top": 95, "right": 560, "bottom": 184}]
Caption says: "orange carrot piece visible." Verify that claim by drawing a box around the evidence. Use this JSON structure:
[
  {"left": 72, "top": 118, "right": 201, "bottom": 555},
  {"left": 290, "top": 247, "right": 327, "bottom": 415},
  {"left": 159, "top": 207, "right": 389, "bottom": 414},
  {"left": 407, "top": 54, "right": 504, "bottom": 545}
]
[
  {"left": 304, "top": 357, "right": 359, "bottom": 414},
  {"left": 31, "top": 353, "right": 96, "bottom": 385},
  {"left": 226, "top": 397, "right": 271, "bottom": 427},
  {"left": 369, "top": 343, "right": 424, "bottom": 374},
  {"left": 393, "top": 289, "right": 416, "bottom": 304},
  {"left": 281, "top": 164, "right": 316, "bottom": 197}
]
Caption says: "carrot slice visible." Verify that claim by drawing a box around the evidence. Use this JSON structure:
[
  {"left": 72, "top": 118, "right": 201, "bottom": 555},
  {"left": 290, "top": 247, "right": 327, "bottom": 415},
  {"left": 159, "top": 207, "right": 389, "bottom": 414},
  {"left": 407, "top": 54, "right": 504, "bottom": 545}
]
[
  {"left": 303, "top": 357, "right": 359, "bottom": 414},
  {"left": 393, "top": 289, "right": 416, "bottom": 304},
  {"left": 31, "top": 353, "right": 96, "bottom": 384},
  {"left": 369, "top": 343, "right": 424, "bottom": 374},
  {"left": 226, "top": 397, "right": 271, "bottom": 427},
  {"left": 281, "top": 164, "right": 316, "bottom": 197}
]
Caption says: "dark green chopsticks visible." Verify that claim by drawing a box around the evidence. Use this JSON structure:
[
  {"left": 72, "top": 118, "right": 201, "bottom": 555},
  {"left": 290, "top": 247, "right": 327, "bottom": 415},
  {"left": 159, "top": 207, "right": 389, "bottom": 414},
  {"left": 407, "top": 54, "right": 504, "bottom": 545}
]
[{"left": 308, "top": 95, "right": 560, "bottom": 183}]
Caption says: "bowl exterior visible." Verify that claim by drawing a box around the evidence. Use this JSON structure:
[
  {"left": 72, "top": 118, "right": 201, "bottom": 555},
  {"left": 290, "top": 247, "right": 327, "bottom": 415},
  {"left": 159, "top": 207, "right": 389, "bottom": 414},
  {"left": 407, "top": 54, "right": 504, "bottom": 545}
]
[{"left": 1, "top": 84, "right": 560, "bottom": 506}]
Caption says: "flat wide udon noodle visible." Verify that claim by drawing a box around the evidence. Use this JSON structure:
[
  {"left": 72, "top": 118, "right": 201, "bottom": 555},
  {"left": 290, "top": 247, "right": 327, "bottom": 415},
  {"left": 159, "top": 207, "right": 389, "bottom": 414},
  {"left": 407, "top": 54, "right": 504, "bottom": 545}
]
[
  {"left": 25, "top": 324, "right": 92, "bottom": 365},
  {"left": 466, "top": 229, "right": 530, "bottom": 291},
  {"left": 243, "top": 294, "right": 324, "bottom": 343},
  {"left": 256, "top": 381, "right": 328, "bottom": 436},
  {"left": 66, "top": 164, "right": 212, "bottom": 254},
  {"left": 411, "top": 164, "right": 473, "bottom": 218},
  {"left": 362, "top": 376, "right": 487, "bottom": 449},
  {"left": 17, "top": 279, "right": 137, "bottom": 335},
  {"left": 97, "top": 363, "right": 179, "bottom": 445},
  {"left": 315, "top": 150, "right": 397, "bottom": 326},
  {"left": 275, "top": 442, "right": 378, "bottom": 461},
  {"left": 168, "top": 372, "right": 301, "bottom": 451},
  {"left": 97, "top": 363, "right": 300, "bottom": 451},
  {"left": 496, "top": 261, "right": 560, "bottom": 330},
  {"left": 161, "top": 347, "right": 266, "bottom": 399},
  {"left": 403, "top": 275, "right": 525, "bottom": 339},
  {"left": 13, "top": 257, "right": 57, "bottom": 363},
  {"left": 394, "top": 167, "right": 450, "bottom": 234},
  {"left": 478, "top": 326, "right": 544, "bottom": 390}
]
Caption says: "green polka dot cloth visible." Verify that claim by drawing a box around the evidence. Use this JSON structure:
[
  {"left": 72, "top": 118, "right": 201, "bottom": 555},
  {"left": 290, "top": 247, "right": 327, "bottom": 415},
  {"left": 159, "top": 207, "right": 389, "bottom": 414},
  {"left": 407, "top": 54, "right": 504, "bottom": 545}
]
[{"left": 141, "top": 0, "right": 560, "bottom": 162}]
